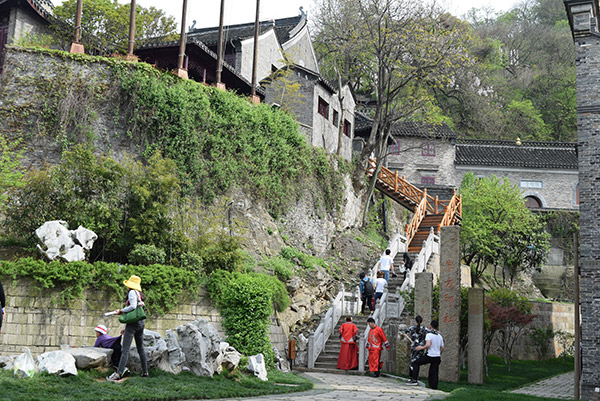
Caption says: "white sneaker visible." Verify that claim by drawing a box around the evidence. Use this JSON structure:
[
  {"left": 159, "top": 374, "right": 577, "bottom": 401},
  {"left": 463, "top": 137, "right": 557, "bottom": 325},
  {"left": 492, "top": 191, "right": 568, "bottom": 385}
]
[{"left": 406, "top": 379, "right": 419, "bottom": 386}]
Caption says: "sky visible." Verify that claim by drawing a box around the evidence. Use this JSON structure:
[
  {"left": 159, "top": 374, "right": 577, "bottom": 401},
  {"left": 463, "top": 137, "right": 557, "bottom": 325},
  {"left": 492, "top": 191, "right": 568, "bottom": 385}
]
[{"left": 51, "top": 0, "right": 522, "bottom": 29}]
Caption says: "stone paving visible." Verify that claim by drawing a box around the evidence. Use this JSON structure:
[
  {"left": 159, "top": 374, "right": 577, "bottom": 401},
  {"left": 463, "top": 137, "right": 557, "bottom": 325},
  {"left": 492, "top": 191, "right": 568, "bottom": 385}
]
[
  {"left": 204, "top": 372, "right": 447, "bottom": 401},
  {"left": 511, "top": 372, "right": 575, "bottom": 400}
]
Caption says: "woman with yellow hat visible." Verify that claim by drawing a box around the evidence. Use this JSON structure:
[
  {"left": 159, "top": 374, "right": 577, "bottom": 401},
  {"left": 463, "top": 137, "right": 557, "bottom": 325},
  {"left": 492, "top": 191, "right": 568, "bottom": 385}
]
[{"left": 107, "top": 275, "right": 148, "bottom": 381}]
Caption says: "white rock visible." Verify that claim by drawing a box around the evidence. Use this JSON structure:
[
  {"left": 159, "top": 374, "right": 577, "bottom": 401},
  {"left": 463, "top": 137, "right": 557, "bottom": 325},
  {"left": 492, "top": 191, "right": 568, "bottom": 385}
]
[
  {"left": 37, "top": 351, "right": 78, "bottom": 376},
  {"left": 73, "top": 226, "right": 97, "bottom": 250},
  {"left": 218, "top": 342, "right": 242, "bottom": 373},
  {"left": 60, "top": 245, "right": 85, "bottom": 262},
  {"left": 160, "top": 330, "right": 185, "bottom": 374},
  {"left": 247, "top": 354, "right": 268, "bottom": 381},
  {"left": 127, "top": 329, "right": 168, "bottom": 372},
  {"left": 62, "top": 347, "right": 111, "bottom": 369}
]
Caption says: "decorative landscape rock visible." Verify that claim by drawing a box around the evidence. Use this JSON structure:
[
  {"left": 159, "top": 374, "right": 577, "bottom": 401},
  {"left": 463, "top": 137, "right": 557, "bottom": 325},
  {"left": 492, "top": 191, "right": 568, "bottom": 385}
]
[
  {"left": 246, "top": 353, "right": 268, "bottom": 381},
  {"left": 159, "top": 330, "right": 186, "bottom": 374},
  {"left": 272, "top": 346, "right": 290, "bottom": 372},
  {"left": 217, "top": 342, "right": 242, "bottom": 373},
  {"left": 37, "top": 350, "right": 78, "bottom": 376},
  {"left": 35, "top": 220, "right": 97, "bottom": 262},
  {"left": 176, "top": 319, "right": 223, "bottom": 377},
  {"left": 127, "top": 329, "right": 168, "bottom": 372},
  {"left": 61, "top": 347, "right": 112, "bottom": 369}
]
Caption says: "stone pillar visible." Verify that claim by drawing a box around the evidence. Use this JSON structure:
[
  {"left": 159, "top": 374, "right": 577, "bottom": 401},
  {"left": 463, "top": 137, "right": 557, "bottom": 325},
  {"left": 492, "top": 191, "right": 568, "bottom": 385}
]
[
  {"left": 439, "top": 225, "right": 461, "bottom": 383},
  {"left": 468, "top": 288, "right": 484, "bottom": 384},
  {"left": 565, "top": 1, "right": 600, "bottom": 399},
  {"left": 414, "top": 272, "right": 433, "bottom": 324},
  {"left": 396, "top": 324, "right": 411, "bottom": 376}
]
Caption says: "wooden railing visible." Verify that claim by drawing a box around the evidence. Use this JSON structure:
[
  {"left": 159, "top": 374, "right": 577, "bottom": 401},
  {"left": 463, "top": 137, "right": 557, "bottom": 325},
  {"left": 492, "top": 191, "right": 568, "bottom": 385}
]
[
  {"left": 367, "top": 158, "right": 462, "bottom": 242},
  {"left": 405, "top": 191, "right": 428, "bottom": 247}
]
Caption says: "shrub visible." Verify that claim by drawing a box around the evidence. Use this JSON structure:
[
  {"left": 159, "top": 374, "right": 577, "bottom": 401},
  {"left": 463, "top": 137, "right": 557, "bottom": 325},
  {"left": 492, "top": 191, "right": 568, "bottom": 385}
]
[
  {"left": 201, "top": 237, "right": 246, "bottom": 275},
  {"left": 207, "top": 270, "right": 290, "bottom": 366},
  {"left": 260, "top": 256, "right": 294, "bottom": 282},
  {"left": 531, "top": 326, "right": 555, "bottom": 360},
  {"left": 129, "top": 244, "right": 166, "bottom": 265},
  {"left": 180, "top": 251, "right": 203, "bottom": 272}
]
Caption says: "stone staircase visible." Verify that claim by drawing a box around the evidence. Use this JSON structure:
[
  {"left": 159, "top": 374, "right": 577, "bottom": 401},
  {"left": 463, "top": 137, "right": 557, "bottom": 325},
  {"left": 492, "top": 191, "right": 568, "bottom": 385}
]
[{"left": 311, "top": 315, "right": 371, "bottom": 372}]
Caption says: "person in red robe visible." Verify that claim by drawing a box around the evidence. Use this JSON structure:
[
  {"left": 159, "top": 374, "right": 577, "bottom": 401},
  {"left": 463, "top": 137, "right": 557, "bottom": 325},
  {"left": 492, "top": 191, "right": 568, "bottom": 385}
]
[
  {"left": 337, "top": 316, "right": 358, "bottom": 370},
  {"left": 366, "top": 317, "right": 390, "bottom": 377}
]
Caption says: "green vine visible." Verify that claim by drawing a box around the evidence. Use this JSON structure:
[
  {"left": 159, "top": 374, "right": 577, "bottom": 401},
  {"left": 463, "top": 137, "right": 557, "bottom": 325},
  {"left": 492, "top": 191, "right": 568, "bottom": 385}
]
[{"left": 0, "top": 258, "right": 201, "bottom": 315}]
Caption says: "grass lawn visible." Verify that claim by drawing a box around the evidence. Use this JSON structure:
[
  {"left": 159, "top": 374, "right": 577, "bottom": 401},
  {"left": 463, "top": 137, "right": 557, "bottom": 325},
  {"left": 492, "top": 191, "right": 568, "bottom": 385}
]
[
  {"left": 0, "top": 368, "right": 313, "bottom": 401},
  {"left": 437, "top": 356, "right": 575, "bottom": 401}
]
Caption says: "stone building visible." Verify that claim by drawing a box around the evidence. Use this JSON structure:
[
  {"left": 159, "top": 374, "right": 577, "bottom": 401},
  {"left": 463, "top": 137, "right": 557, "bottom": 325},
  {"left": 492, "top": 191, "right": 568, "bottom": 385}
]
[
  {"left": 262, "top": 64, "right": 355, "bottom": 161},
  {"left": 564, "top": 0, "right": 600, "bottom": 399},
  {"left": 186, "top": 11, "right": 318, "bottom": 84},
  {"left": 455, "top": 139, "right": 579, "bottom": 210},
  {"left": 0, "top": 0, "right": 53, "bottom": 73}
]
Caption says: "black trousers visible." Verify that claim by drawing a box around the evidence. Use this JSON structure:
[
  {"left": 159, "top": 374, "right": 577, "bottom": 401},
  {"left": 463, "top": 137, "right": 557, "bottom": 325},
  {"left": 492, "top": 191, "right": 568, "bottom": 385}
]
[
  {"left": 361, "top": 295, "right": 373, "bottom": 313},
  {"left": 411, "top": 354, "right": 441, "bottom": 389}
]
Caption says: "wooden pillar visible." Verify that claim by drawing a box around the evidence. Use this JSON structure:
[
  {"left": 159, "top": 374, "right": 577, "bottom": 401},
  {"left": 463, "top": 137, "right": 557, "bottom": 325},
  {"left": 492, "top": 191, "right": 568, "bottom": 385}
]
[
  {"left": 215, "top": 0, "right": 226, "bottom": 90},
  {"left": 174, "top": 0, "right": 189, "bottom": 79},
  {"left": 69, "top": 0, "right": 85, "bottom": 54},
  {"left": 250, "top": 0, "right": 261, "bottom": 104},
  {"left": 127, "top": 0, "right": 136, "bottom": 58}
]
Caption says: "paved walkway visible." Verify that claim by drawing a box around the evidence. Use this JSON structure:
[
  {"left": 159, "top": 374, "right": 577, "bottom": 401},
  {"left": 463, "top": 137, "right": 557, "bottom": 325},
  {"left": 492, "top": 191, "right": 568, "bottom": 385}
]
[
  {"left": 205, "top": 372, "right": 447, "bottom": 401},
  {"left": 511, "top": 372, "right": 575, "bottom": 400}
]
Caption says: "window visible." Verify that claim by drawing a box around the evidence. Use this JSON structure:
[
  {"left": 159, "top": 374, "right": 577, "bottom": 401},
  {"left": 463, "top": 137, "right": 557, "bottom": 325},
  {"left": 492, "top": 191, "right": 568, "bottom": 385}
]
[
  {"left": 318, "top": 97, "right": 329, "bottom": 119},
  {"left": 333, "top": 110, "right": 339, "bottom": 127},
  {"left": 343, "top": 119, "right": 351, "bottom": 137},
  {"left": 388, "top": 139, "right": 401, "bottom": 155},
  {"left": 524, "top": 196, "right": 542, "bottom": 208},
  {"left": 421, "top": 176, "right": 435, "bottom": 185},
  {"left": 421, "top": 142, "right": 435, "bottom": 157},
  {"left": 520, "top": 180, "right": 543, "bottom": 189}
]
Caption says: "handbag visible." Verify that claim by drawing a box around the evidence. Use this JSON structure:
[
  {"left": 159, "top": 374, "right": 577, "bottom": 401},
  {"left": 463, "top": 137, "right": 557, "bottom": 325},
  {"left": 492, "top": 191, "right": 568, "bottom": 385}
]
[{"left": 119, "top": 291, "right": 148, "bottom": 324}]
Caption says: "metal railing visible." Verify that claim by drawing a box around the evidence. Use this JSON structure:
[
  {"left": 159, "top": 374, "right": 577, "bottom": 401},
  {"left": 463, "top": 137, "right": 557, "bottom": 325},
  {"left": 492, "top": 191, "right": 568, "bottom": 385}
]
[{"left": 306, "top": 232, "right": 407, "bottom": 368}]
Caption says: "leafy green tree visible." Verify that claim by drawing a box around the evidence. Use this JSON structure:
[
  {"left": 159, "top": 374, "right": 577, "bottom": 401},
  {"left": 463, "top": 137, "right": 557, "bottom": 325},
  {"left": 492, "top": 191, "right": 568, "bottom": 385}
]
[
  {"left": 314, "top": 0, "right": 473, "bottom": 225},
  {"left": 52, "top": 0, "right": 177, "bottom": 54},
  {"left": 459, "top": 172, "right": 550, "bottom": 287}
]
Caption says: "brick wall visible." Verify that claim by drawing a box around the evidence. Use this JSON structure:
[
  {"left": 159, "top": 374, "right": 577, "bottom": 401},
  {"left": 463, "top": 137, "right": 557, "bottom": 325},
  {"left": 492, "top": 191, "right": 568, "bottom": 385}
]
[
  {"left": 7, "top": 6, "right": 50, "bottom": 45},
  {"left": 0, "top": 278, "right": 289, "bottom": 357},
  {"left": 566, "top": 1, "right": 600, "bottom": 398}
]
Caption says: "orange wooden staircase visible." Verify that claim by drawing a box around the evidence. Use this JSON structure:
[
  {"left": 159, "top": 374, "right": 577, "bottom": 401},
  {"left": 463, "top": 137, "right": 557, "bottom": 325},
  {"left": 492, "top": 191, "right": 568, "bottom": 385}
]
[{"left": 366, "top": 158, "right": 462, "bottom": 253}]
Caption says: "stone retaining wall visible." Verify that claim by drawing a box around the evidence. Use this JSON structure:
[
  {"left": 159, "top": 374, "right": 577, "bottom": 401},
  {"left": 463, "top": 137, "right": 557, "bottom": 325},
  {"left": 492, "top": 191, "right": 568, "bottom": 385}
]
[
  {"left": 491, "top": 301, "right": 575, "bottom": 360},
  {"left": 0, "top": 278, "right": 289, "bottom": 357}
]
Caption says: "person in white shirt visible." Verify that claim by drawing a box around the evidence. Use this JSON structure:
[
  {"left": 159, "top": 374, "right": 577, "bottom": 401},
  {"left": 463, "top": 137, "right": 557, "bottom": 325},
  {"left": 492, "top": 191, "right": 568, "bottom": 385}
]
[
  {"left": 376, "top": 249, "right": 394, "bottom": 283},
  {"left": 373, "top": 271, "right": 387, "bottom": 310},
  {"left": 407, "top": 319, "right": 444, "bottom": 389}
]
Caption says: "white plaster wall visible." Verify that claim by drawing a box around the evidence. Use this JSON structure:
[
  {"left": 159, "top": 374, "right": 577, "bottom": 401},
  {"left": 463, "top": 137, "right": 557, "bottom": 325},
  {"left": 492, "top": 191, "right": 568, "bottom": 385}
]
[
  {"left": 281, "top": 26, "right": 319, "bottom": 73},
  {"left": 240, "top": 29, "right": 284, "bottom": 83}
]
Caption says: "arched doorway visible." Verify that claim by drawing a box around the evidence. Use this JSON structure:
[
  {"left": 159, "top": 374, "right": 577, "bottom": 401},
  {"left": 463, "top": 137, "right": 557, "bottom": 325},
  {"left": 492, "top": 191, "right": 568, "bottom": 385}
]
[{"left": 524, "top": 196, "right": 542, "bottom": 208}]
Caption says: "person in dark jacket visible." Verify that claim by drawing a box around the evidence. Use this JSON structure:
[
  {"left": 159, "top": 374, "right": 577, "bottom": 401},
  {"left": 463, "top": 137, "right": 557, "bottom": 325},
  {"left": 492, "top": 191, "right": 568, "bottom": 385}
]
[{"left": 0, "top": 280, "right": 5, "bottom": 334}]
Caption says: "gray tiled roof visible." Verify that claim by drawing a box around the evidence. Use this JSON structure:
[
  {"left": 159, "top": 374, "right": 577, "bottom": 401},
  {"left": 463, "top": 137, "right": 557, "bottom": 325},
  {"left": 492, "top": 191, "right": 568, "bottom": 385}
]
[
  {"left": 188, "top": 15, "right": 304, "bottom": 47},
  {"left": 390, "top": 122, "right": 457, "bottom": 139},
  {"left": 455, "top": 139, "right": 578, "bottom": 170}
]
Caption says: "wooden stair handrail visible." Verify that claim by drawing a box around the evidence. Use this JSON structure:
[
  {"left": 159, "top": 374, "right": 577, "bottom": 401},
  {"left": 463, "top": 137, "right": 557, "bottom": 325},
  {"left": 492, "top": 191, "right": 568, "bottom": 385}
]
[
  {"left": 406, "top": 190, "right": 428, "bottom": 246},
  {"left": 366, "top": 158, "right": 462, "bottom": 250}
]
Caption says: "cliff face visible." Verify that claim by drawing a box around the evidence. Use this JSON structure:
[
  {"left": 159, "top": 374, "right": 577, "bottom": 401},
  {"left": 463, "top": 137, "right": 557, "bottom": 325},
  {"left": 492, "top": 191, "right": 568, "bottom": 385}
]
[{"left": 0, "top": 47, "right": 381, "bottom": 348}]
